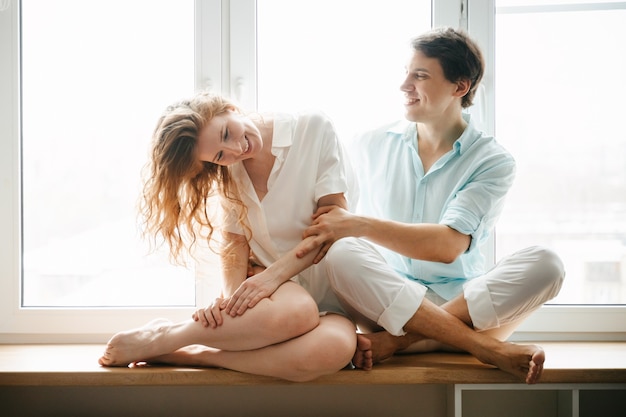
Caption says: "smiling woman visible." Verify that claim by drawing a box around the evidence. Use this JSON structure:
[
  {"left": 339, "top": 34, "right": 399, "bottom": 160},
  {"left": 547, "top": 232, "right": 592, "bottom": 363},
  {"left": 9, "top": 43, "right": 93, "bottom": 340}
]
[{"left": 196, "top": 111, "right": 262, "bottom": 165}]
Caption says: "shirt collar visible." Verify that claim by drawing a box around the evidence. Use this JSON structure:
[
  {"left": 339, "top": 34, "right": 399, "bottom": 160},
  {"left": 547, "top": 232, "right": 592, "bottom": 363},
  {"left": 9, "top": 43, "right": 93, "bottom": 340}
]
[
  {"left": 455, "top": 113, "right": 480, "bottom": 155},
  {"left": 271, "top": 112, "right": 294, "bottom": 156},
  {"left": 392, "top": 113, "right": 479, "bottom": 155}
]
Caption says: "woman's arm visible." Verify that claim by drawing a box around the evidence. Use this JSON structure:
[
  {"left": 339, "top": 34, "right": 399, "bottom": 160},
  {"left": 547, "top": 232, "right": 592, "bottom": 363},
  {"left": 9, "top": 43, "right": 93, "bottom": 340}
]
[
  {"left": 223, "top": 193, "right": 347, "bottom": 317},
  {"left": 193, "top": 231, "right": 250, "bottom": 328},
  {"left": 220, "top": 232, "right": 252, "bottom": 297}
]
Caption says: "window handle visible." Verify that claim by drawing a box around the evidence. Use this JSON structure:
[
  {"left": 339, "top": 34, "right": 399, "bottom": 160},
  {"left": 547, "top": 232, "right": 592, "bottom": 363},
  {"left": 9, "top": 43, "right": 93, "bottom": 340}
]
[
  {"left": 233, "top": 77, "right": 246, "bottom": 104},
  {"left": 475, "top": 83, "right": 486, "bottom": 127},
  {"left": 202, "top": 77, "right": 214, "bottom": 92}
]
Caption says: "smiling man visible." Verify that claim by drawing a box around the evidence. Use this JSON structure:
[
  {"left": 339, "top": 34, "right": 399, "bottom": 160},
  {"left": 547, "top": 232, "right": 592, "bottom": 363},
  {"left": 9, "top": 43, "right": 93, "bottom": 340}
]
[{"left": 298, "top": 27, "right": 565, "bottom": 384}]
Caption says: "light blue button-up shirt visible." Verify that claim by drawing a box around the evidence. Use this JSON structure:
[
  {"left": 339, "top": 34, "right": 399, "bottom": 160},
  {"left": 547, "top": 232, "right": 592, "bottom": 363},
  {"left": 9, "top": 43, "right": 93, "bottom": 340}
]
[{"left": 351, "top": 114, "right": 516, "bottom": 300}]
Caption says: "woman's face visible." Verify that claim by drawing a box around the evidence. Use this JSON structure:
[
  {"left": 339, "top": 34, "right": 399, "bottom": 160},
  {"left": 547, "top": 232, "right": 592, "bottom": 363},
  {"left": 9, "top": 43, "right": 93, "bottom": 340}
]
[{"left": 196, "top": 110, "right": 263, "bottom": 166}]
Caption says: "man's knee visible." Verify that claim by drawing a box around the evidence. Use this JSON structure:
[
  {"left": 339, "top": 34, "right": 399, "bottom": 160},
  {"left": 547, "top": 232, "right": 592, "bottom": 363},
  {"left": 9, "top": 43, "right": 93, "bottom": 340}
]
[
  {"left": 325, "top": 237, "right": 360, "bottom": 262},
  {"left": 324, "top": 237, "right": 364, "bottom": 287},
  {"left": 526, "top": 245, "right": 566, "bottom": 297}
]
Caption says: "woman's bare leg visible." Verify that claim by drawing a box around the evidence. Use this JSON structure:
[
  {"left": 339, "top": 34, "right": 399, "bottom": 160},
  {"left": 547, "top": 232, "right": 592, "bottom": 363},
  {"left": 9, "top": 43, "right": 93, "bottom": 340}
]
[
  {"left": 99, "top": 282, "right": 319, "bottom": 367},
  {"left": 140, "top": 314, "right": 357, "bottom": 382}
]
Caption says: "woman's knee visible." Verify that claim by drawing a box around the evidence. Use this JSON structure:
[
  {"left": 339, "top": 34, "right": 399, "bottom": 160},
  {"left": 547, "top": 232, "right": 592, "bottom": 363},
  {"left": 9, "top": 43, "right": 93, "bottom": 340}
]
[
  {"left": 287, "top": 315, "right": 356, "bottom": 382},
  {"left": 268, "top": 282, "right": 320, "bottom": 337}
]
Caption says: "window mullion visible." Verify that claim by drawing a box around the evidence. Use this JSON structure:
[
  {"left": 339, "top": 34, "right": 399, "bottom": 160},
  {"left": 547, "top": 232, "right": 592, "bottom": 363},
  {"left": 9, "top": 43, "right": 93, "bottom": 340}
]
[
  {"left": 228, "top": 0, "right": 257, "bottom": 110},
  {"left": 432, "top": 0, "right": 464, "bottom": 28},
  {"left": 0, "top": 0, "right": 21, "bottom": 340},
  {"left": 195, "top": 0, "right": 223, "bottom": 92}
]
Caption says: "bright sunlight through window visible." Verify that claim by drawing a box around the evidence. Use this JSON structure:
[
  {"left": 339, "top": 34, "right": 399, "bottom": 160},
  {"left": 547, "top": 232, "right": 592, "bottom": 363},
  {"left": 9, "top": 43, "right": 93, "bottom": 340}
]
[{"left": 21, "top": 0, "right": 197, "bottom": 307}]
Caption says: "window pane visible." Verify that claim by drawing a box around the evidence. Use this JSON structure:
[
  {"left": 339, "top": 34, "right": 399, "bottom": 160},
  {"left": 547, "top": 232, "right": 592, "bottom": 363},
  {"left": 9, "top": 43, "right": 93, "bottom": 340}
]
[
  {"left": 495, "top": 3, "right": 626, "bottom": 304},
  {"left": 21, "top": 0, "right": 196, "bottom": 307},
  {"left": 257, "top": 0, "right": 431, "bottom": 142},
  {"left": 498, "top": 0, "right": 625, "bottom": 6}
]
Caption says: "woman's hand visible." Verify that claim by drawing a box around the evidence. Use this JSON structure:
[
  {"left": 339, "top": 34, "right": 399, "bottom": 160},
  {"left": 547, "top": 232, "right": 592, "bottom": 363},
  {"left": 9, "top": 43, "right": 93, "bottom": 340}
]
[
  {"left": 192, "top": 297, "right": 227, "bottom": 328},
  {"left": 223, "top": 271, "right": 281, "bottom": 317}
]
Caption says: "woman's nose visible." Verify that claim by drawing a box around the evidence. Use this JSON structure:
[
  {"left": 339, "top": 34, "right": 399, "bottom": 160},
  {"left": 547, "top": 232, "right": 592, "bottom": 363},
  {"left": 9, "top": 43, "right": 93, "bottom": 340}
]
[
  {"left": 224, "top": 140, "right": 245, "bottom": 158},
  {"left": 226, "top": 140, "right": 243, "bottom": 153}
]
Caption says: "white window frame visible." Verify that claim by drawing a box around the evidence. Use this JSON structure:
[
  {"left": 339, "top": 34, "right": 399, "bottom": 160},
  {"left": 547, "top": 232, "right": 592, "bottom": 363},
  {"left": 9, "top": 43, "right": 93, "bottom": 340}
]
[
  {"left": 0, "top": 0, "right": 624, "bottom": 343},
  {"left": 466, "top": 0, "right": 626, "bottom": 341},
  {"left": 0, "top": 0, "right": 222, "bottom": 343}
]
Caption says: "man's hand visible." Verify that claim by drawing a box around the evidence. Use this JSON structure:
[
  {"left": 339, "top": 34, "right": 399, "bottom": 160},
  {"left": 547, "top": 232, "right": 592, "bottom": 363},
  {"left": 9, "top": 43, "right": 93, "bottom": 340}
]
[{"left": 296, "top": 206, "right": 358, "bottom": 263}]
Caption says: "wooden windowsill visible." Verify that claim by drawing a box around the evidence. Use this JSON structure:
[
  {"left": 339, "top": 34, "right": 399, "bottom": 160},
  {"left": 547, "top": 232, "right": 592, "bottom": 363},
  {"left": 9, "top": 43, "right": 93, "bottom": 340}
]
[{"left": 1, "top": 342, "right": 625, "bottom": 387}]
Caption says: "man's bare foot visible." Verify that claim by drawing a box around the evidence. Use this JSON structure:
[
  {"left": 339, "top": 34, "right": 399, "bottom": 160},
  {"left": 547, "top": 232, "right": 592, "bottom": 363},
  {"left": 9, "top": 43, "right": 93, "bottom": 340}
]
[
  {"left": 355, "top": 331, "right": 545, "bottom": 384},
  {"left": 352, "top": 331, "right": 410, "bottom": 369},
  {"left": 351, "top": 334, "right": 373, "bottom": 370},
  {"left": 98, "top": 318, "right": 173, "bottom": 367},
  {"left": 526, "top": 349, "right": 545, "bottom": 384},
  {"left": 478, "top": 342, "right": 546, "bottom": 384}
]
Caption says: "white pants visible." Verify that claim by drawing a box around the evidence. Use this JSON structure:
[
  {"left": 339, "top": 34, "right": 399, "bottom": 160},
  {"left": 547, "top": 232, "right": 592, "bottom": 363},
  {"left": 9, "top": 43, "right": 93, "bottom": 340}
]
[
  {"left": 324, "top": 238, "right": 565, "bottom": 337},
  {"left": 292, "top": 259, "right": 350, "bottom": 317}
]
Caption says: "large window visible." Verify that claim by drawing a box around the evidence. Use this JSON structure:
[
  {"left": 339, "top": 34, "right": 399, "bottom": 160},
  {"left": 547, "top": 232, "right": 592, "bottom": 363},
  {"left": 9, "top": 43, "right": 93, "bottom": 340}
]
[
  {"left": 494, "top": 0, "right": 626, "bottom": 305},
  {"left": 256, "top": 0, "right": 430, "bottom": 142},
  {"left": 1, "top": 0, "right": 624, "bottom": 343},
  {"left": 21, "top": 0, "right": 197, "bottom": 308}
]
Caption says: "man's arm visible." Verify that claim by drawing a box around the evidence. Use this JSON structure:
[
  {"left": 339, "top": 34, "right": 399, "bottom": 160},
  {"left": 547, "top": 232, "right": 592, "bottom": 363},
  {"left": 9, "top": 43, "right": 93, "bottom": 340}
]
[
  {"left": 298, "top": 206, "right": 470, "bottom": 264},
  {"left": 224, "top": 193, "right": 348, "bottom": 316}
]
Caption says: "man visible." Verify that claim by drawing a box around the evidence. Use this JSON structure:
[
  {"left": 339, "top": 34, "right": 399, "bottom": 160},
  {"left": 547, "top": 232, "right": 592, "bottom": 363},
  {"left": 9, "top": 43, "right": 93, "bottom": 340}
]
[{"left": 297, "top": 27, "right": 564, "bottom": 384}]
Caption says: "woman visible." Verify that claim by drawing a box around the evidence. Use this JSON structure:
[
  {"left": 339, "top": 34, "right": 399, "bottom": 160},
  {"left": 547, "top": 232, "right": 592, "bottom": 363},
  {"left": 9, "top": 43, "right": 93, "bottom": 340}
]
[{"left": 98, "top": 92, "right": 359, "bottom": 382}]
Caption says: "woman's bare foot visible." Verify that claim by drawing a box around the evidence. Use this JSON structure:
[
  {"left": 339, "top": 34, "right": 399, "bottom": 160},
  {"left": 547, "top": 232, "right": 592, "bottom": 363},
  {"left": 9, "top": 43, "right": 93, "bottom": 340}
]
[
  {"left": 98, "top": 318, "right": 173, "bottom": 367},
  {"left": 132, "top": 344, "right": 220, "bottom": 368}
]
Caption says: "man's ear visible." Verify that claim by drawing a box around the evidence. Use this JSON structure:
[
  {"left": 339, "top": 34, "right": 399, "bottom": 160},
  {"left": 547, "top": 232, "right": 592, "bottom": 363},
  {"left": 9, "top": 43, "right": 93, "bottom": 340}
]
[{"left": 454, "top": 79, "right": 471, "bottom": 98}]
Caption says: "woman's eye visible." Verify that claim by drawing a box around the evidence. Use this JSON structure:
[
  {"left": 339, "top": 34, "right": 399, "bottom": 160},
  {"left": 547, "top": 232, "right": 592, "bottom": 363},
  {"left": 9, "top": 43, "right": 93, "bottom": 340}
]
[
  {"left": 224, "top": 128, "right": 229, "bottom": 141},
  {"left": 217, "top": 151, "right": 223, "bottom": 161}
]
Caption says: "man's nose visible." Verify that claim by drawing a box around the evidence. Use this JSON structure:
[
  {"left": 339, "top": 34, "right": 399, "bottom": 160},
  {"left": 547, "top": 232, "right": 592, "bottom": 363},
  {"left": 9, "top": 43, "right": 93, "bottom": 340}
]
[{"left": 400, "top": 78, "right": 413, "bottom": 92}]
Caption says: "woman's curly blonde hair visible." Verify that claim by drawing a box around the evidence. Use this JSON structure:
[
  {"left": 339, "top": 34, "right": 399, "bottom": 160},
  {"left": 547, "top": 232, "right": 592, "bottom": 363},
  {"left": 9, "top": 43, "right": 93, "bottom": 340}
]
[{"left": 140, "top": 92, "right": 248, "bottom": 264}]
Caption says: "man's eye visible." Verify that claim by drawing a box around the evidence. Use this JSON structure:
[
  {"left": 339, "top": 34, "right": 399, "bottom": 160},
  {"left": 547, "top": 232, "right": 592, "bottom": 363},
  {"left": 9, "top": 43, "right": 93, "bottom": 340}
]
[{"left": 217, "top": 151, "right": 223, "bottom": 161}]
